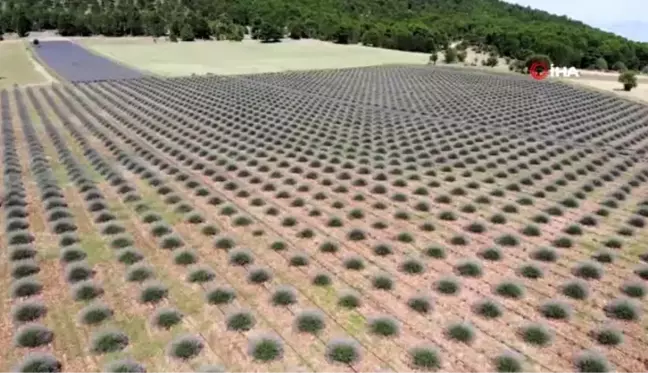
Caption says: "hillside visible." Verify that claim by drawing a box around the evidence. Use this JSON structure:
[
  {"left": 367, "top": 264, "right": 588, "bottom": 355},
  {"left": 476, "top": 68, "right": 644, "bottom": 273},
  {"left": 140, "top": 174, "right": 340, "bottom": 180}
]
[{"left": 1, "top": 0, "right": 647, "bottom": 71}]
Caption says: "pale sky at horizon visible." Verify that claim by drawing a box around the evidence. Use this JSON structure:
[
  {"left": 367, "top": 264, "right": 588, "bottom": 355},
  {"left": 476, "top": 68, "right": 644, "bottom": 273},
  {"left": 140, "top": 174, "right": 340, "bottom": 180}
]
[{"left": 503, "top": 0, "right": 648, "bottom": 42}]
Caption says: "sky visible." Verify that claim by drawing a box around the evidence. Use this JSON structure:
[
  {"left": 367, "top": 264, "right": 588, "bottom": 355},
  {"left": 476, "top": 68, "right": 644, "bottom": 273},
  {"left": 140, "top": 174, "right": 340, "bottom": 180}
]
[{"left": 503, "top": 0, "right": 648, "bottom": 42}]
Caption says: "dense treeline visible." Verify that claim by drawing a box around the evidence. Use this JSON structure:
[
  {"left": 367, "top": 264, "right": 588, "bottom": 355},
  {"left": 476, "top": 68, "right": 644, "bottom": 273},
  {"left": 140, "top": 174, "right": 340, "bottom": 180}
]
[{"left": 1, "top": 0, "right": 648, "bottom": 71}]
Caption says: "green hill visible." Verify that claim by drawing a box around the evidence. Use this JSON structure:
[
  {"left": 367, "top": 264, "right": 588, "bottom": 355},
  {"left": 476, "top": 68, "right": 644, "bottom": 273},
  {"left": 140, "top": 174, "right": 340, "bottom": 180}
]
[{"left": 1, "top": 0, "right": 647, "bottom": 70}]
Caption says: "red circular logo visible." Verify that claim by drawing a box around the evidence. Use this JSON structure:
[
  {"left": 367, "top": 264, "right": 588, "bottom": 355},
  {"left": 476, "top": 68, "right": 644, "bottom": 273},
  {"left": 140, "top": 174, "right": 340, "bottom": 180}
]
[{"left": 529, "top": 61, "right": 550, "bottom": 80}]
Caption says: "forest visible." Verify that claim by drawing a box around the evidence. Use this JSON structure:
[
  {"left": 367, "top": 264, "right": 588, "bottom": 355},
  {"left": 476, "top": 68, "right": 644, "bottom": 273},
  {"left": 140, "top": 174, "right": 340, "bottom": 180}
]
[{"left": 1, "top": 0, "right": 648, "bottom": 72}]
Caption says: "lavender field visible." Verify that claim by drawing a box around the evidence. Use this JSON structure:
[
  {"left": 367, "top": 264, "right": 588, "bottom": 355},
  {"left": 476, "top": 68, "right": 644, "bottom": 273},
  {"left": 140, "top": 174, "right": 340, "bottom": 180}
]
[
  {"left": 34, "top": 40, "right": 144, "bottom": 82},
  {"left": 1, "top": 63, "right": 648, "bottom": 372}
]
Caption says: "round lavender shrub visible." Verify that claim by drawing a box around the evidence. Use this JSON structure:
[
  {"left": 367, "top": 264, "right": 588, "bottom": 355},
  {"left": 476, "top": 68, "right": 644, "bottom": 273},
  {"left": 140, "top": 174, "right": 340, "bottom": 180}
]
[
  {"left": 78, "top": 302, "right": 113, "bottom": 325},
  {"left": 11, "top": 300, "right": 47, "bottom": 323},
  {"left": 493, "top": 350, "right": 524, "bottom": 372},
  {"left": 167, "top": 334, "right": 204, "bottom": 360},
  {"left": 90, "top": 329, "right": 129, "bottom": 354},
  {"left": 151, "top": 307, "right": 183, "bottom": 329},
  {"left": 247, "top": 333, "right": 284, "bottom": 362},
  {"left": 103, "top": 358, "right": 147, "bottom": 373},
  {"left": 325, "top": 338, "right": 361, "bottom": 364},
  {"left": 13, "top": 352, "right": 61, "bottom": 372},
  {"left": 574, "top": 350, "right": 612, "bottom": 372},
  {"left": 409, "top": 344, "right": 441, "bottom": 369},
  {"left": 14, "top": 323, "right": 54, "bottom": 347},
  {"left": 294, "top": 309, "right": 326, "bottom": 334}
]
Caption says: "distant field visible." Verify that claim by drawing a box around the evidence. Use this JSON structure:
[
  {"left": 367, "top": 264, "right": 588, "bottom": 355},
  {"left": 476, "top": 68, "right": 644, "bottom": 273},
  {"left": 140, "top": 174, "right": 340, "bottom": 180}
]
[
  {"left": 568, "top": 77, "right": 648, "bottom": 104},
  {"left": 33, "top": 40, "right": 144, "bottom": 82},
  {"left": 0, "top": 41, "right": 52, "bottom": 89},
  {"left": 78, "top": 37, "right": 648, "bottom": 104},
  {"left": 80, "top": 38, "right": 430, "bottom": 76}
]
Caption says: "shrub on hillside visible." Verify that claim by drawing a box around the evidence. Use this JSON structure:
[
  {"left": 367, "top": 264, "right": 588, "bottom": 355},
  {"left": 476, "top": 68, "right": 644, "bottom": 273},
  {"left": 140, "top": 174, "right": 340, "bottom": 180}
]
[
  {"left": 483, "top": 55, "right": 499, "bottom": 67},
  {"left": 444, "top": 47, "right": 457, "bottom": 63},
  {"left": 595, "top": 57, "right": 608, "bottom": 70},
  {"left": 180, "top": 24, "right": 195, "bottom": 42},
  {"left": 618, "top": 70, "right": 638, "bottom": 91},
  {"left": 612, "top": 61, "right": 627, "bottom": 71},
  {"left": 525, "top": 54, "right": 551, "bottom": 75},
  {"left": 457, "top": 50, "right": 467, "bottom": 63}
]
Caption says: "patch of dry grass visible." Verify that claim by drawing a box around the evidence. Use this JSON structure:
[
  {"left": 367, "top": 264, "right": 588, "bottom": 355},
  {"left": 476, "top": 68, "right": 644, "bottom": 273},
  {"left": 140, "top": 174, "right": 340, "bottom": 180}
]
[
  {"left": 80, "top": 38, "right": 431, "bottom": 76},
  {"left": 567, "top": 77, "right": 648, "bottom": 104},
  {"left": 0, "top": 41, "right": 50, "bottom": 89}
]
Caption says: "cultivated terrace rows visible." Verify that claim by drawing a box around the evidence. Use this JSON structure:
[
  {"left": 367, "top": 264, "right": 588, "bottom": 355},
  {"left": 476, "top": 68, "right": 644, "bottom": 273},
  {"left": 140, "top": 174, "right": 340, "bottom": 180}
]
[{"left": 1, "top": 66, "right": 648, "bottom": 372}]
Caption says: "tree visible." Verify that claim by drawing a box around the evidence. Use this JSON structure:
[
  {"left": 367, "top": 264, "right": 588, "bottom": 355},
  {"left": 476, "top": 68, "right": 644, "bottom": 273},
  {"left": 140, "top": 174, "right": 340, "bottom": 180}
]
[
  {"left": 444, "top": 47, "right": 457, "bottom": 64},
  {"left": 513, "top": 48, "right": 534, "bottom": 62},
  {"left": 544, "top": 41, "right": 577, "bottom": 67},
  {"left": 257, "top": 22, "right": 282, "bottom": 43},
  {"left": 361, "top": 29, "right": 382, "bottom": 47},
  {"left": 405, "top": 23, "right": 437, "bottom": 52},
  {"left": 210, "top": 18, "right": 236, "bottom": 40},
  {"left": 180, "top": 24, "right": 195, "bottom": 41},
  {"left": 429, "top": 52, "right": 438, "bottom": 65},
  {"left": 227, "top": 25, "right": 245, "bottom": 41},
  {"left": 525, "top": 54, "right": 552, "bottom": 75},
  {"left": 12, "top": 8, "right": 31, "bottom": 37},
  {"left": 56, "top": 12, "right": 77, "bottom": 36},
  {"left": 618, "top": 70, "right": 638, "bottom": 91},
  {"left": 595, "top": 57, "right": 608, "bottom": 71},
  {"left": 168, "top": 15, "right": 182, "bottom": 40},
  {"left": 189, "top": 14, "right": 211, "bottom": 39},
  {"left": 612, "top": 61, "right": 627, "bottom": 71},
  {"left": 303, "top": 19, "right": 319, "bottom": 39},
  {"left": 332, "top": 23, "right": 356, "bottom": 44},
  {"left": 288, "top": 22, "right": 306, "bottom": 39}
]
